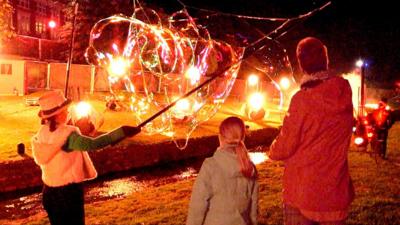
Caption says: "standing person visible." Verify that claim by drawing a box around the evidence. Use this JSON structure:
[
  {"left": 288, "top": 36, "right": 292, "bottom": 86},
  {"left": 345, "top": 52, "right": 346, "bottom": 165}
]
[
  {"left": 369, "top": 98, "right": 394, "bottom": 159},
  {"left": 186, "top": 116, "right": 258, "bottom": 225},
  {"left": 31, "top": 90, "right": 140, "bottom": 225},
  {"left": 267, "top": 37, "right": 355, "bottom": 225}
]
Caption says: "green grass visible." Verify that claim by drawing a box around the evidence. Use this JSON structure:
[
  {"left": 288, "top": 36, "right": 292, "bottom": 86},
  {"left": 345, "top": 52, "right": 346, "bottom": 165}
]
[
  {"left": 3, "top": 123, "right": 399, "bottom": 225},
  {"left": 0, "top": 93, "right": 281, "bottom": 161}
]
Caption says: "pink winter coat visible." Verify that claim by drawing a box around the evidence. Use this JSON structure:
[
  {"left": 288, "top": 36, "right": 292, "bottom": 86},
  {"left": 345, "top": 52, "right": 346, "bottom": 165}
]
[{"left": 268, "top": 75, "right": 355, "bottom": 214}]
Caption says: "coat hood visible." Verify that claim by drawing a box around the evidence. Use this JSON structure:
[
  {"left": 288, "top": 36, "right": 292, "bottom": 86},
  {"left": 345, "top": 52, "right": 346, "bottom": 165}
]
[{"left": 300, "top": 72, "right": 353, "bottom": 115}]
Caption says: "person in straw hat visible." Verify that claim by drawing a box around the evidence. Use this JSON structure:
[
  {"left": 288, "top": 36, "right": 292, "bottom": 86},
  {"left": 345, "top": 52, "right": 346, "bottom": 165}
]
[{"left": 31, "top": 90, "right": 140, "bottom": 225}]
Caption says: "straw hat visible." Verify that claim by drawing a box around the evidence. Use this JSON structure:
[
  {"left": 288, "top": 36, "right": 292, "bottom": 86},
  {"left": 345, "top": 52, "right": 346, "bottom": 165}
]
[{"left": 38, "top": 90, "right": 71, "bottom": 119}]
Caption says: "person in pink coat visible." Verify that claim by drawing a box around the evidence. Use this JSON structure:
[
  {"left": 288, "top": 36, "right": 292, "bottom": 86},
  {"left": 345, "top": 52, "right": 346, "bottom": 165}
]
[
  {"left": 31, "top": 90, "right": 140, "bottom": 225},
  {"left": 267, "top": 37, "right": 355, "bottom": 225}
]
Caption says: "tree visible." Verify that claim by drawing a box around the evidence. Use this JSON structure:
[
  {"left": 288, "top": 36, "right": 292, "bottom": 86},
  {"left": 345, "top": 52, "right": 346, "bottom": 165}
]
[
  {"left": 57, "top": 0, "right": 133, "bottom": 63},
  {"left": 0, "top": 0, "right": 15, "bottom": 48}
]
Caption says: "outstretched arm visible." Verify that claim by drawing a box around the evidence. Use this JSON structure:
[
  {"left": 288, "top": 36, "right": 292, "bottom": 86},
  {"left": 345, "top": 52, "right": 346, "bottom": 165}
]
[{"left": 63, "top": 126, "right": 140, "bottom": 152}]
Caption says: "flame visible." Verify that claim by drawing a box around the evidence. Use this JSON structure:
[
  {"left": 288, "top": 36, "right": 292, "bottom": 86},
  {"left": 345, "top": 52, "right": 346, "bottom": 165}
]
[
  {"left": 107, "top": 57, "right": 130, "bottom": 78},
  {"left": 247, "top": 92, "right": 265, "bottom": 111},
  {"left": 342, "top": 73, "right": 361, "bottom": 114},
  {"left": 247, "top": 74, "right": 259, "bottom": 86},
  {"left": 280, "top": 77, "right": 291, "bottom": 90},
  {"left": 74, "top": 101, "right": 92, "bottom": 119},
  {"left": 249, "top": 152, "right": 269, "bottom": 165},
  {"left": 185, "top": 66, "right": 201, "bottom": 85}
]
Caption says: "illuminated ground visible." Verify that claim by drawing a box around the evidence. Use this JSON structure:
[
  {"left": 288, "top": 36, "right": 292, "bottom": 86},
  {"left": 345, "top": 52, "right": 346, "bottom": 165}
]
[{"left": 0, "top": 92, "right": 284, "bottom": 161}]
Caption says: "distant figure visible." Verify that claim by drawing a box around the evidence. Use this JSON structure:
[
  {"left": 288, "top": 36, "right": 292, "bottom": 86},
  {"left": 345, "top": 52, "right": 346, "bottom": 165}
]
[
  {"left": 31, "top": 90, "right": 140, "bottom": 225},
  {"left": 187, "top": 116, "right": 258, "bottom": 225},
  {"left": 266, "top": 37, "right": 354, "bottom": 225},
  {"left": 369, "top": 98, "right": 394, "bottom": 159}
]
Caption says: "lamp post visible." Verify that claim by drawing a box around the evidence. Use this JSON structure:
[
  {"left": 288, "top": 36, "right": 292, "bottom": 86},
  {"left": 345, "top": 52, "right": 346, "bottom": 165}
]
[{"left": 356, "top": 59, "right": 365, "bottom": 118}]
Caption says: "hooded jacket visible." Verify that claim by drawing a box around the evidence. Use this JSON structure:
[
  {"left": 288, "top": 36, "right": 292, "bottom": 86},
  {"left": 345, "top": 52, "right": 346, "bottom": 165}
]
[
  {"left": 268, "top": 74, "right": 355, "bottom": 220},
  {"left": 187, "top": 146, "right": 258, "bottom": 225},
  {"left": 31, "top": 124, "right": 97, "bottom": 187}
]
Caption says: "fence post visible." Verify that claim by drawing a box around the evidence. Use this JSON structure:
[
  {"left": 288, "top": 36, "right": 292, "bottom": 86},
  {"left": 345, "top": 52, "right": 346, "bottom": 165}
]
[
  {"left": 46, "top": 63, "right": 51, "bottom": 90},
  {"left": 90, "top": 65, "right": 95, "bottom": 94}
]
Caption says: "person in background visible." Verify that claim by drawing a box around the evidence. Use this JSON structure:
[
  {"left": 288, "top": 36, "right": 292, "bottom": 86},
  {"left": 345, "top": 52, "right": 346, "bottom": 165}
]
[
  {"left": 369, "top": 98, "right": 394, "bottom": 159},
  {"left": 266, "top": 37, "right": 355, "bottom": 225},
  {"left": 186, "top": 116, "right": 258, "bottom": 225},
  {"left": 31, "top": 90, "right": 140, "bottom": 225}
]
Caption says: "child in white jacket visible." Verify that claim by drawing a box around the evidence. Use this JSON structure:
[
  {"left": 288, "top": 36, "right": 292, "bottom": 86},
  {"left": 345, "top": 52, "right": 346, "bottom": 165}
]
[
  {"left": 31, "top": 90, "right": 140, "bottom": 225},
  {"left": 187, "top": 116, "right": 258, "bottom": 225}
]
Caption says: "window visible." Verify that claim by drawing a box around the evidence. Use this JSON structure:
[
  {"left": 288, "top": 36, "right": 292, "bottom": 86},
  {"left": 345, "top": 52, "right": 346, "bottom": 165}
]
[
  {"left": 37, "top": 3, "right": 47, "bottom": 15},
  {"left": 1, "top": 64, "right": 12, "bottom": 75},
  {"left": 17, "top": 14, "right": 30, "bottom": 34},
  {"left": 35, "top": 19, "right": 46, "bottom": 34},
  {"left": 18, "top": 0, "right": 30, "bottom": 9}
]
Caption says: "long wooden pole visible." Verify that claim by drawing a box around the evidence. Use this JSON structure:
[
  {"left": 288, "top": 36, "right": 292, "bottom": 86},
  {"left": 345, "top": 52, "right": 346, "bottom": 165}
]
[{"left": 64, "top": 2, "right": 79, "bottom": 98}]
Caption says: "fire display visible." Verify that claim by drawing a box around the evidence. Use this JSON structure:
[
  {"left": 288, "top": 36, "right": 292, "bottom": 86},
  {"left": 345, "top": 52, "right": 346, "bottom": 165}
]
[{"left": 81, "top": 1, "right": 332, "bottom": 148}]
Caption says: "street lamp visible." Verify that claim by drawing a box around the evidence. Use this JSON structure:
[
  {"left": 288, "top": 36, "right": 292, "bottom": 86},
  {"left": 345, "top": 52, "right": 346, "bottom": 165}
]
[{"left": 48, "top": 20, "right": 57, "bottom": 29}]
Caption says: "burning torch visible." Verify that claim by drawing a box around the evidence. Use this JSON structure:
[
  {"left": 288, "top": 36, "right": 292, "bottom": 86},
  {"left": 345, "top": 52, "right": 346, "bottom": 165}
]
[{"left": 244, "top": 74, "right": 266, "bottom": 120}]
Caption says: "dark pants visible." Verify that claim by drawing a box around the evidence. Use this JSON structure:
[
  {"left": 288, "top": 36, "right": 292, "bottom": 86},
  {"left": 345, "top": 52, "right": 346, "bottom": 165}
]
[
  {"left": 284, "top": 204, "right": 345, "bottom": 225},
  {"left": 42, "top": 183, "right": 85, "bottom": 225}
]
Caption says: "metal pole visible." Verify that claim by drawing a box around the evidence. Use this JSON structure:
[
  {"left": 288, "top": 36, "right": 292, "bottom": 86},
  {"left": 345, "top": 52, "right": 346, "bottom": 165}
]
[
  {"left": 360, "top": 65, "right": 365, "bottom": 118},
  {"left": 64, "top": 2, "right": 79, "bottom": 98}
]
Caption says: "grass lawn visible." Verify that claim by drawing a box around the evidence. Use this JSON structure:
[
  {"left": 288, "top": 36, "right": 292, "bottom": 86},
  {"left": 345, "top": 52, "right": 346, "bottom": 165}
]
[
  {"left": 4, "top": 123, "right": 400, "bottom": 225},
  {"left": 0, "top": 92, "right": 282, "bottom": 161}
]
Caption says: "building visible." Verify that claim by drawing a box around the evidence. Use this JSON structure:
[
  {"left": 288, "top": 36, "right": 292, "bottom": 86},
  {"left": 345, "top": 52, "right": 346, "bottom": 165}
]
[{"left": 1, "top": 0, "right": 65, "bottom": 60}]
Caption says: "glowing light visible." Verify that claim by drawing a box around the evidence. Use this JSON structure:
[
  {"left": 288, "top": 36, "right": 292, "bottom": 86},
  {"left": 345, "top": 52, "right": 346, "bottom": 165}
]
[
  {"left": 356, "top": 59, "right": 364, "bottom": 68},
  {"left": 249, "top": 152, "right": 269, "bottom": 165},
  {"left": 367, "top": 132, "right": 373, "bottom": 138},
  {"left": 175, "top": 99, "right": 190, "bottom": 111},
  {"left": 280, "top": 77, "right": 291, "bottom": 90},
  {"left": 248, "top": 92, "right": 265, "bottom": 111},
  {"left": 48, "top": 20, "right": 56, "bottom": 28},
  {"left": 107, "top": 57, "right": 130, "bottom": 78},
  {"left": 74, "top": 101, "right": 92, "bottom": 119},
  {"left": 247, "top": 74, "right": 259, "bottom": 86},
  {"left": 354, "top": 137, "right": 364, "bottom": 145},
  {"left": 342, "top": 73, "right": 361, "bottom": 115},
  {"left": 185, "top": 66, "right": 201, "bottom": 85},
  {"left": 365, "top": 103, "right": 379, "bottom": 109}
]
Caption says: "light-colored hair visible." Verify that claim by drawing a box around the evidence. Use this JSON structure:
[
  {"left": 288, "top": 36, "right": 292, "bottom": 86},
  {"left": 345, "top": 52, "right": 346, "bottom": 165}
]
[
  {"left": 296, "top": 37, "right": 329, "bottom": 75},
  {"left": 219, "top": 117, "right": 255, "bottom": 179}
]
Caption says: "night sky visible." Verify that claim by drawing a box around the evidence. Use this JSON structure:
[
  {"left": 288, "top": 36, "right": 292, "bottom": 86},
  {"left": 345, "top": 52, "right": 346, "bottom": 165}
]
[{"left": 144, "top": 0, "right": 400, "bottom": 85}]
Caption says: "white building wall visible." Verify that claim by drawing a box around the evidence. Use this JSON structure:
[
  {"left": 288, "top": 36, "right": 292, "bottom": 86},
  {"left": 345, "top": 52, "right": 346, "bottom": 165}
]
[{"left": 0, "top": 59, "right": 25, "bottom": 95}]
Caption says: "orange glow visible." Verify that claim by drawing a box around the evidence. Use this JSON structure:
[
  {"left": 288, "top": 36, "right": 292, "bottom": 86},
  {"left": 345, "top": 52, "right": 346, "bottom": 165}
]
[
  {"left": 354, "top": 137, "right": 364, "bottom": 145},
  {"left": 185, "top": 66, "right": 201, "bottom": 85},
  {"left": 247, "top": 74, "right": 259, "bottom": 86},
  {"left": 247, "top": 92, "right": 264, "bottom": 111},
  {"left": 280, "top": 77, "right": 291, "bottom": 90},
  {"left": 367, "top": 132, "right": 373, "bottom": 138},
  {"left": 249, "top": 152, "right": 269, "bottom": 165},
  {"left": 107, "top": 57, "right": 130, "bottom": 78},
  {"left": 74, "top": 101, "right": 92, "bottom": 119}
]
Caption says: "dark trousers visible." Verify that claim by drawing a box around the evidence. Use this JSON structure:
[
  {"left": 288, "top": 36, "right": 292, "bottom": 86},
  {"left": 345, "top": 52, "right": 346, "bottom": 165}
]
[
  {"left": 284, "top": 204, "right": 345, "bottom": 225},
  {"left": 42, "top": 183, "right": 85, "bottom": 225}
]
